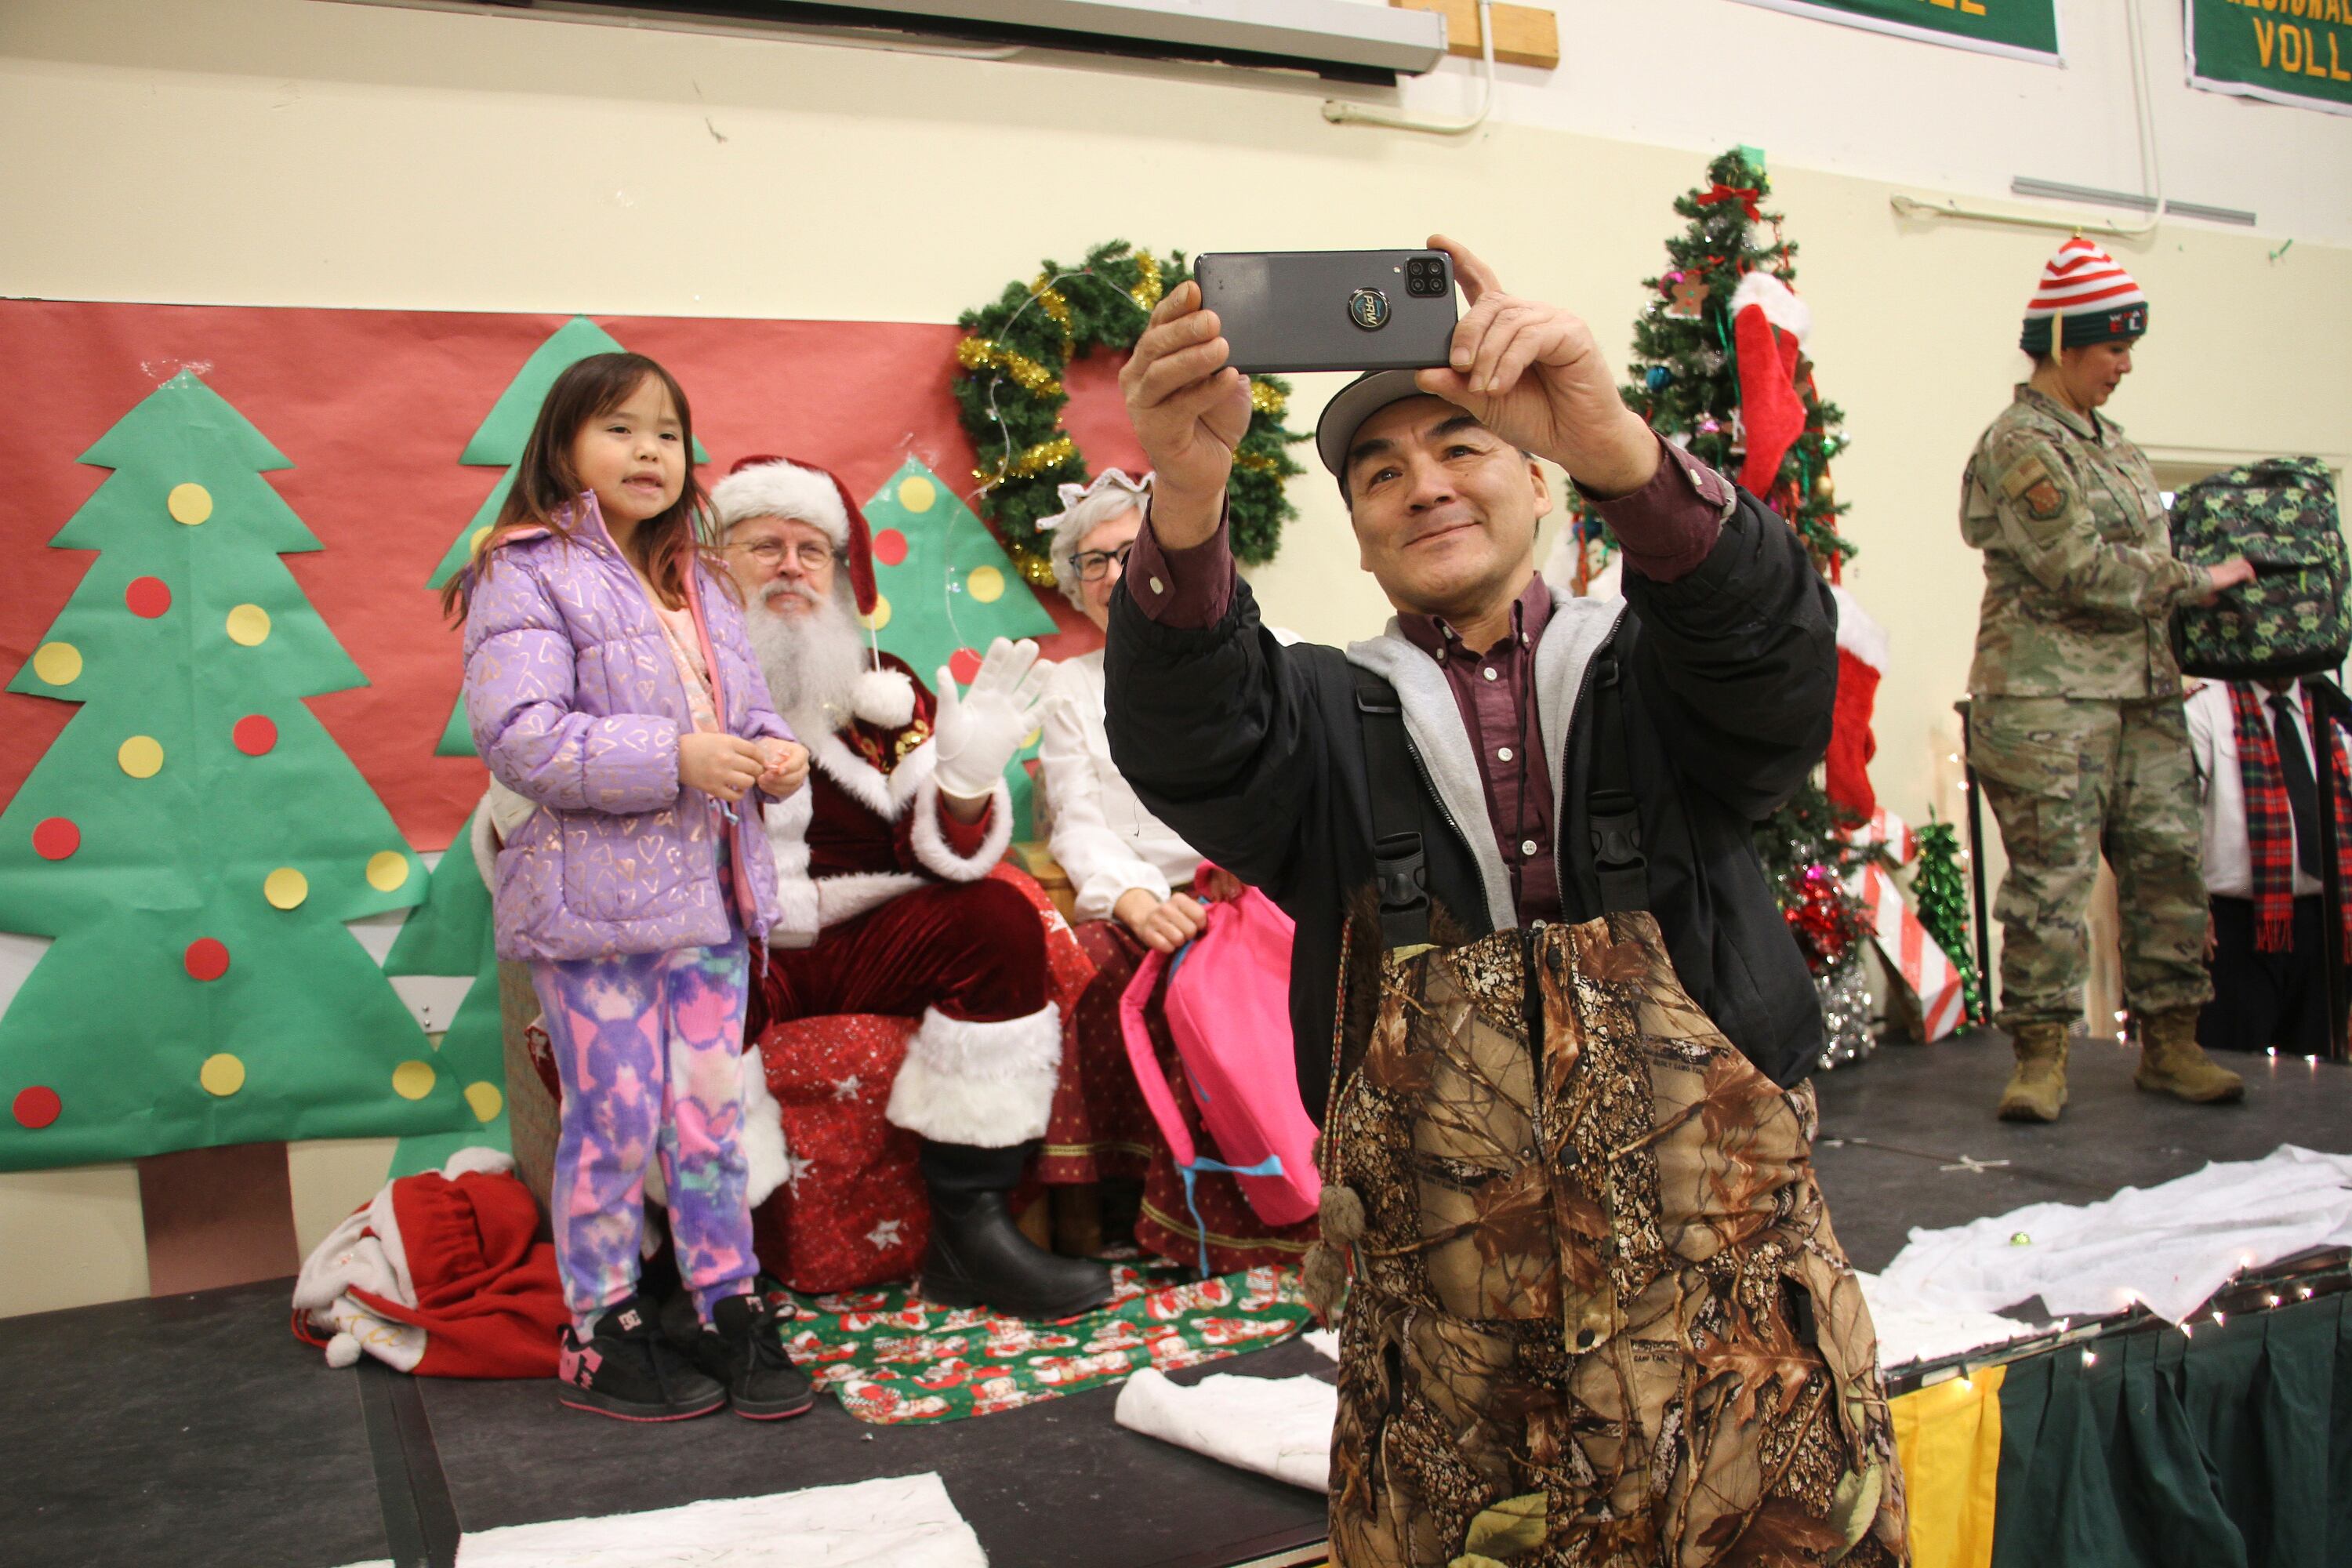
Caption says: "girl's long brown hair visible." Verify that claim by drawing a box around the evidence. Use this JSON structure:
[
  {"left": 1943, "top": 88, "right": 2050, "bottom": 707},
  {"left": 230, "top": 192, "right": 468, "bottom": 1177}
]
[{"left": 442, "top": 352, "right": 726, "bottom": 620}]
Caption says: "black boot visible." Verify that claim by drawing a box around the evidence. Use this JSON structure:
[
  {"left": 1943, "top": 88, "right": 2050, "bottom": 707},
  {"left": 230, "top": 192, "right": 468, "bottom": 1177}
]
[{"left": 919, "top": 1141, "right": 1114, "bottom": 1322}]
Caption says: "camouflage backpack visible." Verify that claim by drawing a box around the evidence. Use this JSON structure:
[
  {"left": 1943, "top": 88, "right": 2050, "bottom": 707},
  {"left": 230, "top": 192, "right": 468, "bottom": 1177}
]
[{"left": 2169, "top": 456, "right": 2349, "bottom": 680}]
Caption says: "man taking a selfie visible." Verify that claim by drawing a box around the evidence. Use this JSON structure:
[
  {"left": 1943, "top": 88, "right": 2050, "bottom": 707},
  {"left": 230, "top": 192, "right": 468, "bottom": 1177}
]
[{"left": 1109, "top": 239, "right": 1907, "bottom": 1564}]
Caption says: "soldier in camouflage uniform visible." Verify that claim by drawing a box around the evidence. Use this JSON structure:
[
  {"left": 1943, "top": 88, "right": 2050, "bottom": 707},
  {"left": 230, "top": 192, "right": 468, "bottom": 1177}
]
[{"left": 1962, "top": 238, "right": 2255, "bottom": 1121}]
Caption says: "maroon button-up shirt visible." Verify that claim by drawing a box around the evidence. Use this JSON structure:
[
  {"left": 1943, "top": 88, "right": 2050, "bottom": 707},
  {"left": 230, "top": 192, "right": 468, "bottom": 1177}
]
[{"left": 1125, "top": 434, "right": 1733, "bottom": 925}]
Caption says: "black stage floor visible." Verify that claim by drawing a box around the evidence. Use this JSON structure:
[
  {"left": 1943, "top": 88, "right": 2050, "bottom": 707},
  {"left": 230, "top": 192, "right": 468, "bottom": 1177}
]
[{"left": 7, "top": 1031, "right": 2349, "bottom": 1568}]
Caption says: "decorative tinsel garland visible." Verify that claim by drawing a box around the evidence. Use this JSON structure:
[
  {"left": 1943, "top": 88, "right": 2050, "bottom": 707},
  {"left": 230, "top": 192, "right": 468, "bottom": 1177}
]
[{"left": 953, "top": 239, "right": 1306, "bottom": 583}]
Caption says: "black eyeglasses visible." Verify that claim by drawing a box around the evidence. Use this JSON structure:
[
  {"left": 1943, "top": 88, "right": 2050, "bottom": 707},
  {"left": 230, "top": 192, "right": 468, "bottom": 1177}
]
[{"left": 1070, "top": 541, "right": 1134, "bottom": 583}]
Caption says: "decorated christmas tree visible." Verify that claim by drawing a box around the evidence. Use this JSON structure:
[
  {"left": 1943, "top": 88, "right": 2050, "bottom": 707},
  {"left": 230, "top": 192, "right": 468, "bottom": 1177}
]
[
  {"left": 1580, "top": 149, "right": 1877, "bottom": 1062},
  {"left": 1909, "top": 818, "right": 1989, "bottom": 1027},
  {"left": 1561, "top": 149, "right": 1856, "bottom": 587},
  {"left": 382, "top": 806, "right": 510, "bottom": 1178},
  {"left": 865, "top": 457, "right": 1062, "bottom": 835},
  {"left": 425, "top": 317, "right": 705, "bottom": 754},
  {"left": 0, "top": 371, "right": 469, "bottom": 1167}
]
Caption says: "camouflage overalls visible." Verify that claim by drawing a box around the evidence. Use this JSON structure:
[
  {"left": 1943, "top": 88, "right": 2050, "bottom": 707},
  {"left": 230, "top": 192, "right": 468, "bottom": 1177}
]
[
  {"left": 1316, "top": 913, "right": 1907, "bottom": 1566},
  {"left": 1962, "top": 385, "right": 2217, "bottom": 1032}
]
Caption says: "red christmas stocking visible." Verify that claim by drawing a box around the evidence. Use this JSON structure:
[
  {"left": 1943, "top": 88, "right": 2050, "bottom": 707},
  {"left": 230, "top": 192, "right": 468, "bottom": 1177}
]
[
  {"left": 1735, "top": 306, "right": 1806, "bottom": 499},
  {"left": 1826, "top": 585, "right": 1886, "bottom": 818}
]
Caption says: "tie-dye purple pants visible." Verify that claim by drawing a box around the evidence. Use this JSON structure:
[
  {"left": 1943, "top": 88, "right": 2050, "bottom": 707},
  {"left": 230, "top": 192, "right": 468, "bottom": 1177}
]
[{"left": 529, "top": 933, "right": 758, "bottom": 1327}]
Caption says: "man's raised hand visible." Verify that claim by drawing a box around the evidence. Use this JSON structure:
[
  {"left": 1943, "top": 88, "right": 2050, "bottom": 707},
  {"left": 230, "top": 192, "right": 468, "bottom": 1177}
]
[
  {"left": 1414, "top": 236, "right": 1661, "bottom": 499},
  {"left": 1119, "top": 281, "right": 1252, "bottom": 547}
]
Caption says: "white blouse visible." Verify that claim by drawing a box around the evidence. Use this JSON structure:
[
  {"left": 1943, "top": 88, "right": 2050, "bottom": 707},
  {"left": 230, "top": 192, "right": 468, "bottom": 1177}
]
[{"left": 1039, "top": 650, "right": 1203, "bottom": 923}]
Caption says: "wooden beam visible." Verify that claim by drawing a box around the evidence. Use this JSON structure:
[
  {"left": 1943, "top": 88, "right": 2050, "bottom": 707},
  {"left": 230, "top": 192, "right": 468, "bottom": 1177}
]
[{"left": 1390, "top": 0, "right": 1559, "bottom": 70}]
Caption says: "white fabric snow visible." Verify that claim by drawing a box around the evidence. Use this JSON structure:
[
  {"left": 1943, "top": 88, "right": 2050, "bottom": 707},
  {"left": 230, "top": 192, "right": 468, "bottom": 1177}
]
[
  {"left": 1878, "top": 1143, "right": 2352, "bottom": 1324},
  {"left": 452, "top": 1473, "right": 986, "bottom": 1567},
  {"left": 1114, "top": 1368, "right": 1338, "bottom": 1493},
  {"left": 1854, "top": 1272, "right": 2051, "bottom": 1371}
]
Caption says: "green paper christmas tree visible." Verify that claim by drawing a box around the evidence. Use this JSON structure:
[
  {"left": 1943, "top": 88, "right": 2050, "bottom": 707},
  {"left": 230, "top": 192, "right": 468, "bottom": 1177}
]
[
  {"left": 1909, "top": 818, "right": 1989, "bottom": 1026},
  {"left": 864, "top": 457, "right": 1061, "bottom": 836},
  {"left": 426, "top": 317, "right": 706, "bottom": 755},
  {"left": 0, "top": 371, "right": 470, "bottom": 1168},
  {"left": 383, "top": 807, "right": 510, "bottom": 1178}
]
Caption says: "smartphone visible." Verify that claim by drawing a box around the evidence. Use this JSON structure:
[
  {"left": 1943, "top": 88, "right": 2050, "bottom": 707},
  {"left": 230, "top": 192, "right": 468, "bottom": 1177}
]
[{"left": 1195, "top": 249, "right": 1457, "bottom": 375}]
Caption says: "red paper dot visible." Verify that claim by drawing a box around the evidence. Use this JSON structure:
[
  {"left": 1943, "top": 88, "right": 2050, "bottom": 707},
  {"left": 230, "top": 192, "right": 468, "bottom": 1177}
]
[
  {"left": 184, "top": 938, "right": 230, "bottom": 982},
  {"left": 12, "top": 1087, "right": 60, "bottom": 1131},
  {"left": 232, "top": 715, "right": 278, "bottom": 756},
  {"left": 949, "top": 647, "right": 984, "bottom": 684},
  {"left": 872, "top": 528, "right": 909, "bottom": 567},
  {"left": 125, "top": 576, "right": 172, "bottom": 618},
  {"left": 31, "top": 818, "right": 79, "bottom": 860}
]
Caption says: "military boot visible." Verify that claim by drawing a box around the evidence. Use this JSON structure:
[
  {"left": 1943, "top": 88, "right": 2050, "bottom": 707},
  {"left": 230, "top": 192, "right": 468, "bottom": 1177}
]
[
  {"left": 1996, "top": 1022, "right": 2071, "bottom": 1123},
  {"left": 2135, "top": 1007, "right": 2245, "bottom": 1105}
]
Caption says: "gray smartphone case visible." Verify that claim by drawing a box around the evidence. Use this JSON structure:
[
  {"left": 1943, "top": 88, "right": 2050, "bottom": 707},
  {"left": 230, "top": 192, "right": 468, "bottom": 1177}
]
[{"left": 1196, "top": 249, "right": 1457, "bottom": 374}]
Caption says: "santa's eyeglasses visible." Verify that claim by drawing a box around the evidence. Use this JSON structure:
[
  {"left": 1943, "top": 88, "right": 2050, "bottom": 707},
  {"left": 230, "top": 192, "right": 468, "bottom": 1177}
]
[
  {"left": 1070, "top": 542, "right": 1134, "bottom": 583},
  {"left": 732, "top": 539, "right": 840, "bottom": 571}
]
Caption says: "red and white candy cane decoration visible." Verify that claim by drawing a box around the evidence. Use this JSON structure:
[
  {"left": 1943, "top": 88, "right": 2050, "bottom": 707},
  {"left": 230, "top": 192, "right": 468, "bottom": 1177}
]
[{"left": 1849, "top": 862, "right": 1967, "bottom": 1041}]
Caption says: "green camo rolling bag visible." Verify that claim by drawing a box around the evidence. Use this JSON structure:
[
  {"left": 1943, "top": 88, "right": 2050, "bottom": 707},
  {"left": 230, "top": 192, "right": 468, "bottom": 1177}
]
[{"left": 2169, "top": 456, "right": 2349, "bottom": 680}]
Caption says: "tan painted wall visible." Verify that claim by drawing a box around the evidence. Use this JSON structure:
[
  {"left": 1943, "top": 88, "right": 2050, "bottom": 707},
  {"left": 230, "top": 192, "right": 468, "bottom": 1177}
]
[{"left": 2, "top": 0, "right": 2347, "bottom": 1316}]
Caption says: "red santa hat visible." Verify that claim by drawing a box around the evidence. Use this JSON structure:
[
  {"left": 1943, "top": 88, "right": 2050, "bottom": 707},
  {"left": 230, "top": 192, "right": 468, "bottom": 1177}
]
[
  {"left": 713, "top": 455, "right": 879, "bottom": 616},
  {"left": 713, "top": 455, "right": 914, "bottom": 729},
  {"left": 291, "top": 1149, "right": 568, "bottom": 1379}
]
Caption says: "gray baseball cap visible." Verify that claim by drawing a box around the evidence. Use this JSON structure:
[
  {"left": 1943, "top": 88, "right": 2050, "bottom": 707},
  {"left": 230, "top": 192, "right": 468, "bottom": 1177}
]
[{"left": 1314, "top": 368, "right": 1446, "bottom": 480}]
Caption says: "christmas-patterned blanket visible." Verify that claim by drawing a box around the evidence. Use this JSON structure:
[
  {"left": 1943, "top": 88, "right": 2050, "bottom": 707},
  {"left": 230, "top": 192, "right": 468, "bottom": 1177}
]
[{"left": 776, "top": 1262, "right": 1310, "bottom": 1425}]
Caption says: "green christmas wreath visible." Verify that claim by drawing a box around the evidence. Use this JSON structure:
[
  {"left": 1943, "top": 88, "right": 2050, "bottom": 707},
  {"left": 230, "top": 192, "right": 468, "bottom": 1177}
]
[{"left": 953, "top": 238, "right": 1305, "bottom": 583}]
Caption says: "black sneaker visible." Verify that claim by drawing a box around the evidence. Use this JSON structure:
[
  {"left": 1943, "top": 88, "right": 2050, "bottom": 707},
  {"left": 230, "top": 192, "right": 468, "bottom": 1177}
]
[
  {"left": 697, "top": 1291, "right": 815, "bottom": 1421},
  {"left": 557, "top": 1295, "right": 726, "bottom": 1421}
]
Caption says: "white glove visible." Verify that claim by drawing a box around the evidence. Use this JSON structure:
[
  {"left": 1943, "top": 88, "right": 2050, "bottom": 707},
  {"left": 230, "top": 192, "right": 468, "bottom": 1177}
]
[{"left": 933, "top": 637, "right": 1050, "bottom": 800}]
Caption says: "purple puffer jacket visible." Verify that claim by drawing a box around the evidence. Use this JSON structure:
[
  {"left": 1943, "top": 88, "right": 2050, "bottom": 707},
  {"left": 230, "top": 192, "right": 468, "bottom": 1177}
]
[{"left": 463, "top": 494, "right": 793, "bottom": 962}]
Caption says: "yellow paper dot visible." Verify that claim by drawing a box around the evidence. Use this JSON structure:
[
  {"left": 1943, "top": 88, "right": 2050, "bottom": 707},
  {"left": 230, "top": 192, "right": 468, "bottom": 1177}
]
[
  {"left": 118, "top": 735, "right": 164, "bottom": 779},
  {"left": 263, "top": 867, "right": 309, "bottom": 909},
  {"left": 470, "top": 527, "right": 492, "bottom": 556},
  {"left": 168, "top": 484, "right": 213, "bottom": 525},
  {"left": 1023, "top": 727, "right": 1042, "bottom": 749},
  {"left": 366, "top": 851, "right": 411, "bottom": 891},
  {"left": 199, "top": 1053, "right": 245, "bottom": 1097},
  {"left": 967, "top": 565, "right": 1005, "bottom": 604},
  {"left": 464, "top": 1081, "right": 503, "bottom": 1123},
  {"left": 32, "top": 642, "right": 83, "bottom": 687},
  {"left": 860, "top": 593, "right": 892, "bottom": 632},
  {"left": 897, "top": 474, "right": 937, "bottom": 513},
  {"left": 225, "top": 604, "right": 271, "bottom": 646},
  {"left": 392, "top": 1060, "right": 436, "bottom": 1101}
]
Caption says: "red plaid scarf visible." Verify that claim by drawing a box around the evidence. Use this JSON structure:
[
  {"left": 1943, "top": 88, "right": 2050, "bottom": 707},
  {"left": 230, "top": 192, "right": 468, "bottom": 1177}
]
[{"left": 2227, "top": 681, "right": 2352, "bottom": 956}]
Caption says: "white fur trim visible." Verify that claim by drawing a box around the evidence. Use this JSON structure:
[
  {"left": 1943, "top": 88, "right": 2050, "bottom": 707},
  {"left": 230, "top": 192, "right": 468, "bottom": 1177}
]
[
  {"left": 812, "top": 872, "right": 929, "bottom": 930},
  {"left": 469, "top": 797, "right": 502, "bottom": 887},
  {"left": 853, "top": 667, "right": 917, "bottom": 729},
  {"left": 806, "top": 727, "right": 932, "bottom": 822},
  {"left": 1828, "top": 583, "right": 1890, "bottom": 676},
  {"left": 291, "top": 1176, "right": 426, "bottom": 1372},
  {"left": 764, "top": 783, "right": 819, "bottom": 947},
  {"left": 438, "top": 1147, "right": 515, "bottom": 1181},
  {"left": 910, "top": 774, "right": 1014, "bottom": 883},
  {"left": 739, "top": 1047, "right": 790, "bottom": 1207},
  {"left": 884, "top": 1004, "right": 1062, "bottom": 1146},
  {"left": 712, "top": 460, "right": 849, "bottom": 544},
  {"left": 1728, "top": 270, "right": 1811, "bottom": 347}
]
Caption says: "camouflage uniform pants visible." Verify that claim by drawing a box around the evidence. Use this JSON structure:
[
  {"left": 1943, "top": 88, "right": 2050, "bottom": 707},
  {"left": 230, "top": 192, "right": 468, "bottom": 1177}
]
[
  {"left": 1320, "top": 914, "right": 1907, "bottom": 1567},
  {"left": 1969, "top": 695, "right": 2212, "bottom": 1031}
]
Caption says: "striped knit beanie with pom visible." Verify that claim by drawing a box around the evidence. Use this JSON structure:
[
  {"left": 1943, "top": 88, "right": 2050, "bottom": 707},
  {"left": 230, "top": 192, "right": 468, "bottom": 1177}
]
[{"left": 2021, "top": 235, "right": 2149, "bottom": 354}]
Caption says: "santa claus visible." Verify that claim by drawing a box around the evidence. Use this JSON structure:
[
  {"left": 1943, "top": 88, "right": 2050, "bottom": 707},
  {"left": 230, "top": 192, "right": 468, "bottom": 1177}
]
[{"left": 713, "top": 455, "right": 1113, "bottom": 1322}]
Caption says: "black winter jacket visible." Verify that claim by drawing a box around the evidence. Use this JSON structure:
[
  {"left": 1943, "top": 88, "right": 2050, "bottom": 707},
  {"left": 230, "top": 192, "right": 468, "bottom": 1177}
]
[{"left": 1104, "top": 491, "right": 1838, "bottom": 1120}]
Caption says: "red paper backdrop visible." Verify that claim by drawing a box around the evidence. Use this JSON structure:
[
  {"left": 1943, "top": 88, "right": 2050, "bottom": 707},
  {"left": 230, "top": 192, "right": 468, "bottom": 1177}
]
[{"left": 0, "top": 302, "right": 1143, "bottom": 851}]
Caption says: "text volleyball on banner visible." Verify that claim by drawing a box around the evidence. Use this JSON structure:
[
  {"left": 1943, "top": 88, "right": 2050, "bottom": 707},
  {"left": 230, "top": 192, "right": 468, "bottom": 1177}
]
[
  {"left": 2188, "top": 0, "right": 2352, "bottom": 116},
  {"left": 1727, "top": 0, "right": 2060, "bottom": 63}
]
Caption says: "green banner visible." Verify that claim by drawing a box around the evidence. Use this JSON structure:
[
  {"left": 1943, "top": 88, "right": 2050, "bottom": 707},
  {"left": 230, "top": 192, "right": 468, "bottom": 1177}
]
[
  {"left": 1729, "top": 0, "right": 2060, "bottom": 61},
  {"left": 2189, "top": 0, "right": 2352, "bottom": 114}
]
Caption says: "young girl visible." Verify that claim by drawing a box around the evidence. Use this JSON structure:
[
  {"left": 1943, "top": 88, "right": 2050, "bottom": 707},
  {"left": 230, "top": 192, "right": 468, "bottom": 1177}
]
[{"left": 452, "top": 352, "right": 813, "bottom": 1422}]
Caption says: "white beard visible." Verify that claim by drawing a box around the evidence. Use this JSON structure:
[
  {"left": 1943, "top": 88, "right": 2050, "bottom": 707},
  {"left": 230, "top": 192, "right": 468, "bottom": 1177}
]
[{"left": 746, "top": 580, "right": 869, "bottom": 738}]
